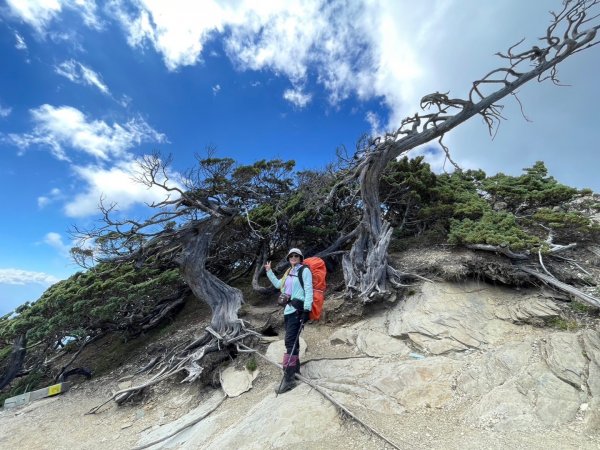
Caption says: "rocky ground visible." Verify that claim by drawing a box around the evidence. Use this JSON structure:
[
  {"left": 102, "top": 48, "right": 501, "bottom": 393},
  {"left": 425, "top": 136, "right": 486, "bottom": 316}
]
[{"left": 2, "top": 276, "right": 600, "bottom": 449}]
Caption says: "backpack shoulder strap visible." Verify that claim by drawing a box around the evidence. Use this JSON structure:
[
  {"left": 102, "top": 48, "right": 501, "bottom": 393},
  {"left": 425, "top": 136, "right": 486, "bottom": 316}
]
[{"left": 297, "top": 265, "right": 305, "bottom": 290}]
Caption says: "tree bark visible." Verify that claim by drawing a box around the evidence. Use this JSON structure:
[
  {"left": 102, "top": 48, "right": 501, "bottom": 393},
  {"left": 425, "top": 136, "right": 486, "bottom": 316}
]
[
  {"left": 179, "top": 217, "right": 243, "bottom": 338},
  {"left": 0, "top": 333, "right": 27, "bottom": 390},
  {"left": 344, "top": 146, "right": 399, "bottom": 301}
]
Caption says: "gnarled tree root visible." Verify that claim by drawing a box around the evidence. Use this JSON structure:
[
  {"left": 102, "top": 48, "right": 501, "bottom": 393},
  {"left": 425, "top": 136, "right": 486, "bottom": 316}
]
[
  {"left": 519, "top": 266, "right": 600, "bottom": 308},
  {"left": 86, "top": 326, "right": 261, "bottom": 414}
]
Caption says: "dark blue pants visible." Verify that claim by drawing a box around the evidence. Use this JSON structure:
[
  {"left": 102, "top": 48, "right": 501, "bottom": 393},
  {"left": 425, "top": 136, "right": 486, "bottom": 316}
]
[{"left": 284, "top": 312, "right": 302, "bottom": 356}]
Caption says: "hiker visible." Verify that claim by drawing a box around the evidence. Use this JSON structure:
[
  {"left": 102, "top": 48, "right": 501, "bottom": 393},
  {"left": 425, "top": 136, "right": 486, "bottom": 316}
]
[{"left": 264, "top": 247, "right": 313, "bottom": 394}]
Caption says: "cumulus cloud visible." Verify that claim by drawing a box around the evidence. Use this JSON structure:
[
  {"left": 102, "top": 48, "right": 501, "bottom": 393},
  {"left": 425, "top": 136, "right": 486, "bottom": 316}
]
[
  {"left": 0, "top": 268, "right": 60, "bottom": 286},
  {"left": 4, "top": 0, "right": 101, "bottom": 34},
  {"left": 55, "top": 60, "right": 110, "bottom": 95},
  {"left": 283, "top": 88, "right": 311, "bottom": 108},
  {"left": 7, "top": 104, "right": 167, "bottom": 161},
  {"left": 212, "top": 84, "right": 221, "bottom": 95},
  {"left": 109, "top": 0, "right": 226, "bottom": 71},
  {"left": 44, "top": 232, "right": 71, "bottom": 256},
  {"left": 64, "top": 159, "right": 182, "bottom": 218}
]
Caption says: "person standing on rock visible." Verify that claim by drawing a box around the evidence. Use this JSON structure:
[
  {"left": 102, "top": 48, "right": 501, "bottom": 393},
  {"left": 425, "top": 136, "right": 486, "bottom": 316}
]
[{"left": 264, "top": 248, "right": 313, "bottom": 394}]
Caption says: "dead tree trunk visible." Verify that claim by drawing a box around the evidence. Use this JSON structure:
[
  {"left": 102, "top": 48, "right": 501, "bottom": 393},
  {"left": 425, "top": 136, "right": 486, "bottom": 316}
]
[
  {"left": 179, "top": 217, "right": 243, "bottom": 338},
  {"left": 0, "top": 333, "right": 27, "bottom": 390},
  {"left": 343, "top": 149, "right": 393, "bottom": 299},
  {"left": 345, "top": 0, "right": 600, "bottom": 300}
]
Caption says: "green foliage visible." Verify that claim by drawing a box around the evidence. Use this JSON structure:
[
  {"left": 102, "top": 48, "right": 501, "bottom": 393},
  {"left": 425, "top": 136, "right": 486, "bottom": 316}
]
[
  {"left": 448, "top": 211, "right": 542, "bottom": 250},
  {"left": 383, "top": 159, "right": 596, "bottom": 253},
  {"left": 382, "top": 158, "right": 491, "bottom": 242},
  {"left": 481, "top": 161, "right": 577, "bottom": 209},
  {"left": 0, "top": 345, "right": 11, "bottom": 363},
  {"left": 0, "top": 262, "right": 185, "bottom": 351}
]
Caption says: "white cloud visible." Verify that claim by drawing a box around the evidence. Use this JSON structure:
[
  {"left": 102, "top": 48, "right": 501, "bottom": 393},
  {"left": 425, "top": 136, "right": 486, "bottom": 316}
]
[
  {"left": 109, "top": 0, "right": 228, "bottom": 71},
  {"left": 38, "top": 188, "right": 62, "bottom": 208},
  {"left": 365, "top": 111, "right": 382, "bottom": 137},
  {"left": 43, "top": 232, "right": 71, "bottom": 256},
  {"left": 64, "top": 159, "right": 182, "bottom": 217},
  {"left": 107, "top": 1, "right": 422, "bottom": 108},
  {"left": 283, "top": 88, "right": 311, "bottom": 108},
  {"left": 55, "top": 60, "right": 110, "bottom": 95},
  {"left": 7, "top": 104, "right": 167, "bottom": 161},
  {"left": 5, "top": 1, "right": 599, "bottom": 190},
  {"left": 0, "top": 268, "right": 60, "bottom": 286},
  {"left": 0, "top": 104, "right": 11, "bottom": 118},
  {"left": 14, "top": 31, "right": 27, "bottom": 50},
  {"left": 5, "top": 0, "right": 100, "bottom": 34},
  {"left": 212, "top": 84, "right": 221, "bottom": 95}
]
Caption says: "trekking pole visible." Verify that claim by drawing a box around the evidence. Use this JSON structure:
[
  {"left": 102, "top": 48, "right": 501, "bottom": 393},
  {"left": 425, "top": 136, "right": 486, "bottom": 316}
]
[{"left": 275, "top": 320, "right": 305, "bottom": 398}]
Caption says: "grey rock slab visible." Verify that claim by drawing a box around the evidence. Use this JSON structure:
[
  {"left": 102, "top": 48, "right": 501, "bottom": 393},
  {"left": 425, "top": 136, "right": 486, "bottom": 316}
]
[
  {"left": 355, "top": 330, "right": 412, "bottom": 357},
  {"left": 388, "top": 282, "right": 518, "bottom": 354},
  {"left": 329, "top": 327, "right": 358, "bottom": 346},
  {"left": 180, "top": 385, "right": 341, "bottom": 449},
  {"left": 304, "top": 356, "right": 462, "bottom": 413},
  {"left": 495, "top": 297, "right": 561, "bottom": 323},
  {"left": 465, "top": 361, "right": 583, "bottom": 430},
  {"left": 265, "top": 337, "right": 306, "bottom": 363},
  {"left": 581, "top": 330, "right": 600, "bottom": 430},
  {"left": 457, "top": 340, "right": 534, "bottom": 397},
  {"left": 135, "top": 390, "right": 226, "bottom": 449},
  {"left": 541, "top": 332, "right": 587, "bottom": 389}
]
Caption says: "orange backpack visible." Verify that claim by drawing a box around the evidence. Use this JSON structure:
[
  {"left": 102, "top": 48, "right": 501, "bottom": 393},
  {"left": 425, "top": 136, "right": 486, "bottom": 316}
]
[{"left": 298, "top": 257, "right": 327, "bottom": 321}]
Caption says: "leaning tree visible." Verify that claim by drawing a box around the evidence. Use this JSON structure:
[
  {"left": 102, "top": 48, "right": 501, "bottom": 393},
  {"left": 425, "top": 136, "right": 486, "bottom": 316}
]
[
  {"left": 75, "top": 155, "right": 302, "bottom": 405},
  {"left": 336, "top": 0, "right": 600, "bottom": 301}
]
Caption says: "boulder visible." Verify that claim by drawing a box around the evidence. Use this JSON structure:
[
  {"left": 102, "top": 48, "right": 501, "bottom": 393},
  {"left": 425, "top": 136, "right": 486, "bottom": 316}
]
[{"left": 220, "top": 366, "right": 259, "bottom": 398}]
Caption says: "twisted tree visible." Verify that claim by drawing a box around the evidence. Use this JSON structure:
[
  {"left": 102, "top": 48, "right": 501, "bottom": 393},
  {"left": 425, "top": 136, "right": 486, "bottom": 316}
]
[
  {"left": 339, "top": 0, "right": 600, "bottom": 301},
  {"left": 73, "top": 155, "right": 300, "bottom": 404}
]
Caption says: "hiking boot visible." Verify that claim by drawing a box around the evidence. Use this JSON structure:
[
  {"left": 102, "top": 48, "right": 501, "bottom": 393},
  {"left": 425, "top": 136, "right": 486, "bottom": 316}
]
[{"left": 275, "top": 366, "right": 297, "bottom": 394}]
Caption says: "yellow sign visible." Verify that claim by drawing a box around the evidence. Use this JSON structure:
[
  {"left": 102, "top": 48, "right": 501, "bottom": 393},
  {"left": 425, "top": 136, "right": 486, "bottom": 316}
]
[{"left": 48, "top": 384, "right": 62, "bottom": 396}]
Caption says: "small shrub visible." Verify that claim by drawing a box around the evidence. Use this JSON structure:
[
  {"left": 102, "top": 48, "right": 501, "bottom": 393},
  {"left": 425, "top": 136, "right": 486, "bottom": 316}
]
[
  {"left": 547, "top": 317, "right": 578, "bottom": 331},
  {"left": 245, "top": 357, "right": 257, "bottom": 372},
  {"left": 571, "top": 302, "right": 591, "bottom": 313}
]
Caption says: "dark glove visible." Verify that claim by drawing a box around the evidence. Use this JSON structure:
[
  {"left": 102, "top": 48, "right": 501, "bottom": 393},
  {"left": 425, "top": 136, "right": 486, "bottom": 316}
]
[{"left": 301, "top": 310, "right": 310, "bottom": 323}]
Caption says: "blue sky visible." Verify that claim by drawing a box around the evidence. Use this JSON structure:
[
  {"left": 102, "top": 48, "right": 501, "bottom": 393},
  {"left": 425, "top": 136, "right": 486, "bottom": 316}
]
[{"left": 1, "top": 1, "right": 599, "bottom": 315}]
